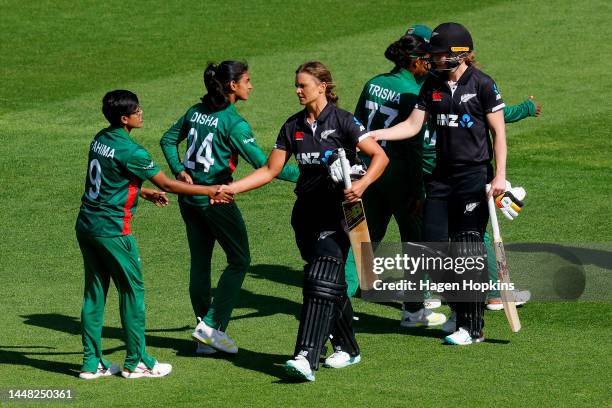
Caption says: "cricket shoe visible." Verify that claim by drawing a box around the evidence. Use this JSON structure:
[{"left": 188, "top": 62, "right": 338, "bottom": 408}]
[
  {"left": 400, "top": 307, "right": 447, "bottom": 328},
  {"left": 323, "top": 348, "right": 361, "bottom": 369},
  {"left": 79, "top": 362, "right": 120, "bottom": 379},
  {"left": 196, "top": 342, "right": 217, "bottom": 355},
  {"left": 121, "top": 361, "right": 172, "bottom": 379},
  {"left": 444, "top": 327, "right": 485, "bottom": 346},
  {"left": 284, "top": 354, "right": 315, "bottom": 382},
  {"left": 442, "top": 311, "right": 457, "bottom": 333},
  {"left": 424, "top": 298, "right": 442, "bottom": 309},
  {"left": 486, "top": 290, "right": 531, "bottom": 311},
  {"left": 192, "top": 317, "right": 238, "bottom": 354}
]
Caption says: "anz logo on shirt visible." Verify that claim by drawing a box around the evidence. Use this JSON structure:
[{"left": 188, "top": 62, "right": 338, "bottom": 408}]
[{"left": 436, "top": 114, "right": 474, "bottom": 128}]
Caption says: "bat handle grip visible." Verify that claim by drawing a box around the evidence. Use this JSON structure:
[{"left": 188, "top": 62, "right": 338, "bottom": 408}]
[
  {"left": 486, "top": 184, "right": 501, "bottom": 241},
  {"left": 338, "top": 148, "right": 352, "bottom": 189}
]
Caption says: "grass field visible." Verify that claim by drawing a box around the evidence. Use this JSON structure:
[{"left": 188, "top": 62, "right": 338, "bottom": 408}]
[{"left": 1, "top": 0, "right": 611, "bottom": 406}]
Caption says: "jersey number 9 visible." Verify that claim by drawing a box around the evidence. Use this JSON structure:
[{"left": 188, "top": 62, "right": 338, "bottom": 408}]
[{"left": 87, "top": 159, "right": 102, "bottom": 200}]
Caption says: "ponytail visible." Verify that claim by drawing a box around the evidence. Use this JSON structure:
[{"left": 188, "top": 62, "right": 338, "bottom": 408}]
[{"left": 201, "top": 60, "right": 249, "bottom": 111}]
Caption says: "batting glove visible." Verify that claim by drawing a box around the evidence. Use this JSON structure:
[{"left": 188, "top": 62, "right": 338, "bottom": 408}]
[
  {"left": 329, "top": 159, "right": 366, "bottom": 184},
  {"left": 495, "top": 181, "right": 526, "bottom": 220}
]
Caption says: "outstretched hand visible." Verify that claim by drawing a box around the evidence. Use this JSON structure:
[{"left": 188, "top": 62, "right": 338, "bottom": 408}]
[
  {"left": 529, "top": 96, "right": 541, "bottom": 117},
  {"left": 141, "top": 188, "right": 169, "bottom": 207},
  {"left": 210, "top": 184, "right": 235, "bottom": 205}
]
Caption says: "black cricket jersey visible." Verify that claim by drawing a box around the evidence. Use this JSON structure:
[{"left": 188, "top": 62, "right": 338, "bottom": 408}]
[
  {"left": 274, "top": 103, "right": 369, "bottom": 199},
  {"left": 416, "top": 65, "right": 505, "bottom": 168}
]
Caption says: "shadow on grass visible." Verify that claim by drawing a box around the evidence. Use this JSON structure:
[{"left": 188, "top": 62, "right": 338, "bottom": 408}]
[
  {"left": 16, "top": 313, "right": 297, "bottom": 380},
  {"left": 0, "top": 346, "right": 81, "bottom": 377}
]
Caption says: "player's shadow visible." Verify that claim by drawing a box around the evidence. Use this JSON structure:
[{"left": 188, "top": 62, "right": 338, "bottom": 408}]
[
  {"left": 0, "top": 346, "right": 82, "bottom": 377},
  {"left": 17, "top": 313, "right": 298, "bottom": 380},
  {"left": 247, "top": 264, "right": 452, "bottom": 340}
]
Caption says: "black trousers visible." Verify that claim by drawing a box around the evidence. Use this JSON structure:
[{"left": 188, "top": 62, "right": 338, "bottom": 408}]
[
  {"left": 423, "top": 164, "right": 492, "bottom": 336},
  {"left": 290, "top": 196, "right": 359, "bottom": 368}
]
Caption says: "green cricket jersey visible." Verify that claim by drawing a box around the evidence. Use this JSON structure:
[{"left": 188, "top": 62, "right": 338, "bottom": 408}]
[
  {"left": 160, "top": 102, "right": 299, "bottom": 207},
  {"left": 422, "top": 98, "right": 537, "bottom": 174},
  {"left": 76, "top": 127, "right": 161, "bottom": 237},
  {"left": 354, "top": 67, "right": 425, "bottom": 163}
]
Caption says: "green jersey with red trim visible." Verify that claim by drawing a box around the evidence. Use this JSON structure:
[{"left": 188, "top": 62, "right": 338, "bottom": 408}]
[
  {"left": 76, "top": 127, "right": 161, "bottom": 237},
  {"left": 354, "top": 68, "right": 425, "bottom": 163},
  {"left": 161, "top": 101, "right": 298, "bottom": 207}
]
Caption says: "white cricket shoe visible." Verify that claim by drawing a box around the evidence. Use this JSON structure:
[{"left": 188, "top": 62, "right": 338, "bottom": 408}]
[
  {"left": 196, "top": 342, "right": 217, "bottom": 355},
  {"left": 400, "top": 307, "right": 447, "bottom": 328},
  {"left": 192, "top": 317, "right": 238, "bottom": 354},
  {"left": 284, "top": 354, "right": 315, "bottom": 382},
  {"left": 444, "top": 327, "right": 484, "bottom": 345},
  {"left": 487, "top": 290, "right": 531, "bottom": 311},
  {"left": 79, "top": 362, "right": 120, "bottom": 379},
  {"left": 442, "top": 311, "right": 457, "bottom": 333},
  {"left": 424, "top": 298, "right": 442, "bottom": 309},
  {"left": 323, "top": 349, "right": 361, "bottom": 368},
  {"left": 121, "top": 361, "right": 172, "bottom": 379}
]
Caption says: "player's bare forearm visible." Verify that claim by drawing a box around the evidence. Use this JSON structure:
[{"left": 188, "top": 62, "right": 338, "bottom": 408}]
[
  {"left": 344, "top": 138, "right": 388, "bottom": 201},
  {"left": 371, "top": 109, "right": 426, "bottom": 141},
  {"left": 149, "top": 171, "right": 233, "bottom": 202},
  {"left": 487, "top": 110, "right": 507, "bottom": 197},
  {"left": 229, "top": 149, "right": 290, "bottom": 194}
]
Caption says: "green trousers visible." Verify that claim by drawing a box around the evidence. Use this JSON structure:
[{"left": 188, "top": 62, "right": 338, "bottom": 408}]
[
  {"left": 179, "top": 202, "right": 250, "bottom": 332},
  {"left": 346, "top": 158, "right": 424, "bottom": 297},
  {"left": 77, "top": 232, "right": 156, "bottom": 372}
]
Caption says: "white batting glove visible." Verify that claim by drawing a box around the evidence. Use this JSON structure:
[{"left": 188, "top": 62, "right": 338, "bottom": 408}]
[
  {"left": 329, "top": 159, "right": 366, "bottom": 184},
  {"left": 495, "top": 181, "right": 526, "bottom": 220}
]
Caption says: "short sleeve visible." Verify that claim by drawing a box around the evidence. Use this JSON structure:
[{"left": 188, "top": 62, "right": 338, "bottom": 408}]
[
  {"left": 343, "top": 113, "right": 370, "bottom": 145},
  {"left": 480, "top": 78, "right": 506, "bottom": 113},
  {"left": 126, "top": 146, "right": 161, "bottom": 181},
  {"left": 415, "top": 79, "right": 432, "bottom": 111},
  {"left": 274, "top": 124, "right": 293, "bottom": 152}
]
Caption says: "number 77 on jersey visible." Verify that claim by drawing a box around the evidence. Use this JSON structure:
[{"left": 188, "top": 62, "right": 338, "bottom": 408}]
[{"left": 338, "top": 149, "right": 377, "bottom": 291}]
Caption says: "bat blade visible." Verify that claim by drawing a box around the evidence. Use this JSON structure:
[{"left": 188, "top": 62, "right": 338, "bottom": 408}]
[
  {"left": 493, "top": 240, "right": 521, "bottom": 332},
  {"left": 342, "top": 199, "right": 376, "bottom": 291}
]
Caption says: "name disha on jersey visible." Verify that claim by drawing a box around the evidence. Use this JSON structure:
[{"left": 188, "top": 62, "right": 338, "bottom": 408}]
[{"left": 190, "top": 112, "right": 219, "bottom": 127}]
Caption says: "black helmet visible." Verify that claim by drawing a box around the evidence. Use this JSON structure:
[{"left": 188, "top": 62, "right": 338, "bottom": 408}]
[{"left": 424, "top": 22, "right": 473, "bottom": 54}]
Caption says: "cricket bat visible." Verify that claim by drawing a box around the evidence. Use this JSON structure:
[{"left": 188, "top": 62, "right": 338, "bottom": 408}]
[
  {"left": 487, "top": 184, "right": 522, "bottom": 332},
  {"left": 338, "top": 149, "right": 376, "bottom": 291}
]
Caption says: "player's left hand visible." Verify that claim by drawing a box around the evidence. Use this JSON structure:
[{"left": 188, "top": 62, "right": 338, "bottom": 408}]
[
  {"left": 141, "top": 189, "right": 169, "bottom": 207},
  {"left": 495, "top": 181, "right": 526, "bottom": 220},
  {"left": 488, "top": 176, "right": 506, "bottom": 198},
  {"left": 344, "top": 179, "right": 368, "bottom": 202},
  {"left": 529, "top": 96, "right": 541, "bottom": 117}
]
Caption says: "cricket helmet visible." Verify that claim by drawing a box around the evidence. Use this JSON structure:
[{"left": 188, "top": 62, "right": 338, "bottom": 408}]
[{"left": 424, "top": 22, "right": 473, "bottom": 54}]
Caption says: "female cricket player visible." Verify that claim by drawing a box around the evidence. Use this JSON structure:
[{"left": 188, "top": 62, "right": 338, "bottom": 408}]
[
  {"left": 347, "top": 25, "right": 540, "bottom": 327},
  {"left": 218, "top": 61, "right": 388, "bottom": 380},
  {"left": 160, "top": 61, "right": 299, "bottom": 355},
  {"left": 371, "top": 22, "right": 523, "bottom": 345},
  {"left": 76, "top": 90, "right": 232, "bottom": 379}
]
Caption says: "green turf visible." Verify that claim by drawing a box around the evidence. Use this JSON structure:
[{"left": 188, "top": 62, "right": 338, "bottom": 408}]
[{"left": 1, "top": 0, "right": 611, "bottom": 406}]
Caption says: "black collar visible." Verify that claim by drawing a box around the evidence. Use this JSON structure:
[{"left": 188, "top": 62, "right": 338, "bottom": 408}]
[{"left": 301, "top": 102, "right": 334, "bottom": 125}]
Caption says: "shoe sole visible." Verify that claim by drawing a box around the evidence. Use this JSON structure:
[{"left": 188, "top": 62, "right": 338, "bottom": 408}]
[
  {"left": 323, "top": 355, "right": 361, "bottom": 369},
  {"left": 401, "top": 318, "right": 447, "bottom": 328},
  {"left": 284, "top": 363, "right": 315, "bottom": 382},
  {"left": 196, "top": 346, "right": 217, "bottom": 355},
  {"left": 121, "top": 372, "right": 170, "bottom": 379},
  {"left": 79, "top": 365, "right": 120, "bottom": 379},
  {"left": 444, "top": 335, "right": 485, "bottom": 345},
  {"left": 192, "top": 333, "right": 238, "bottom": 354}
]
